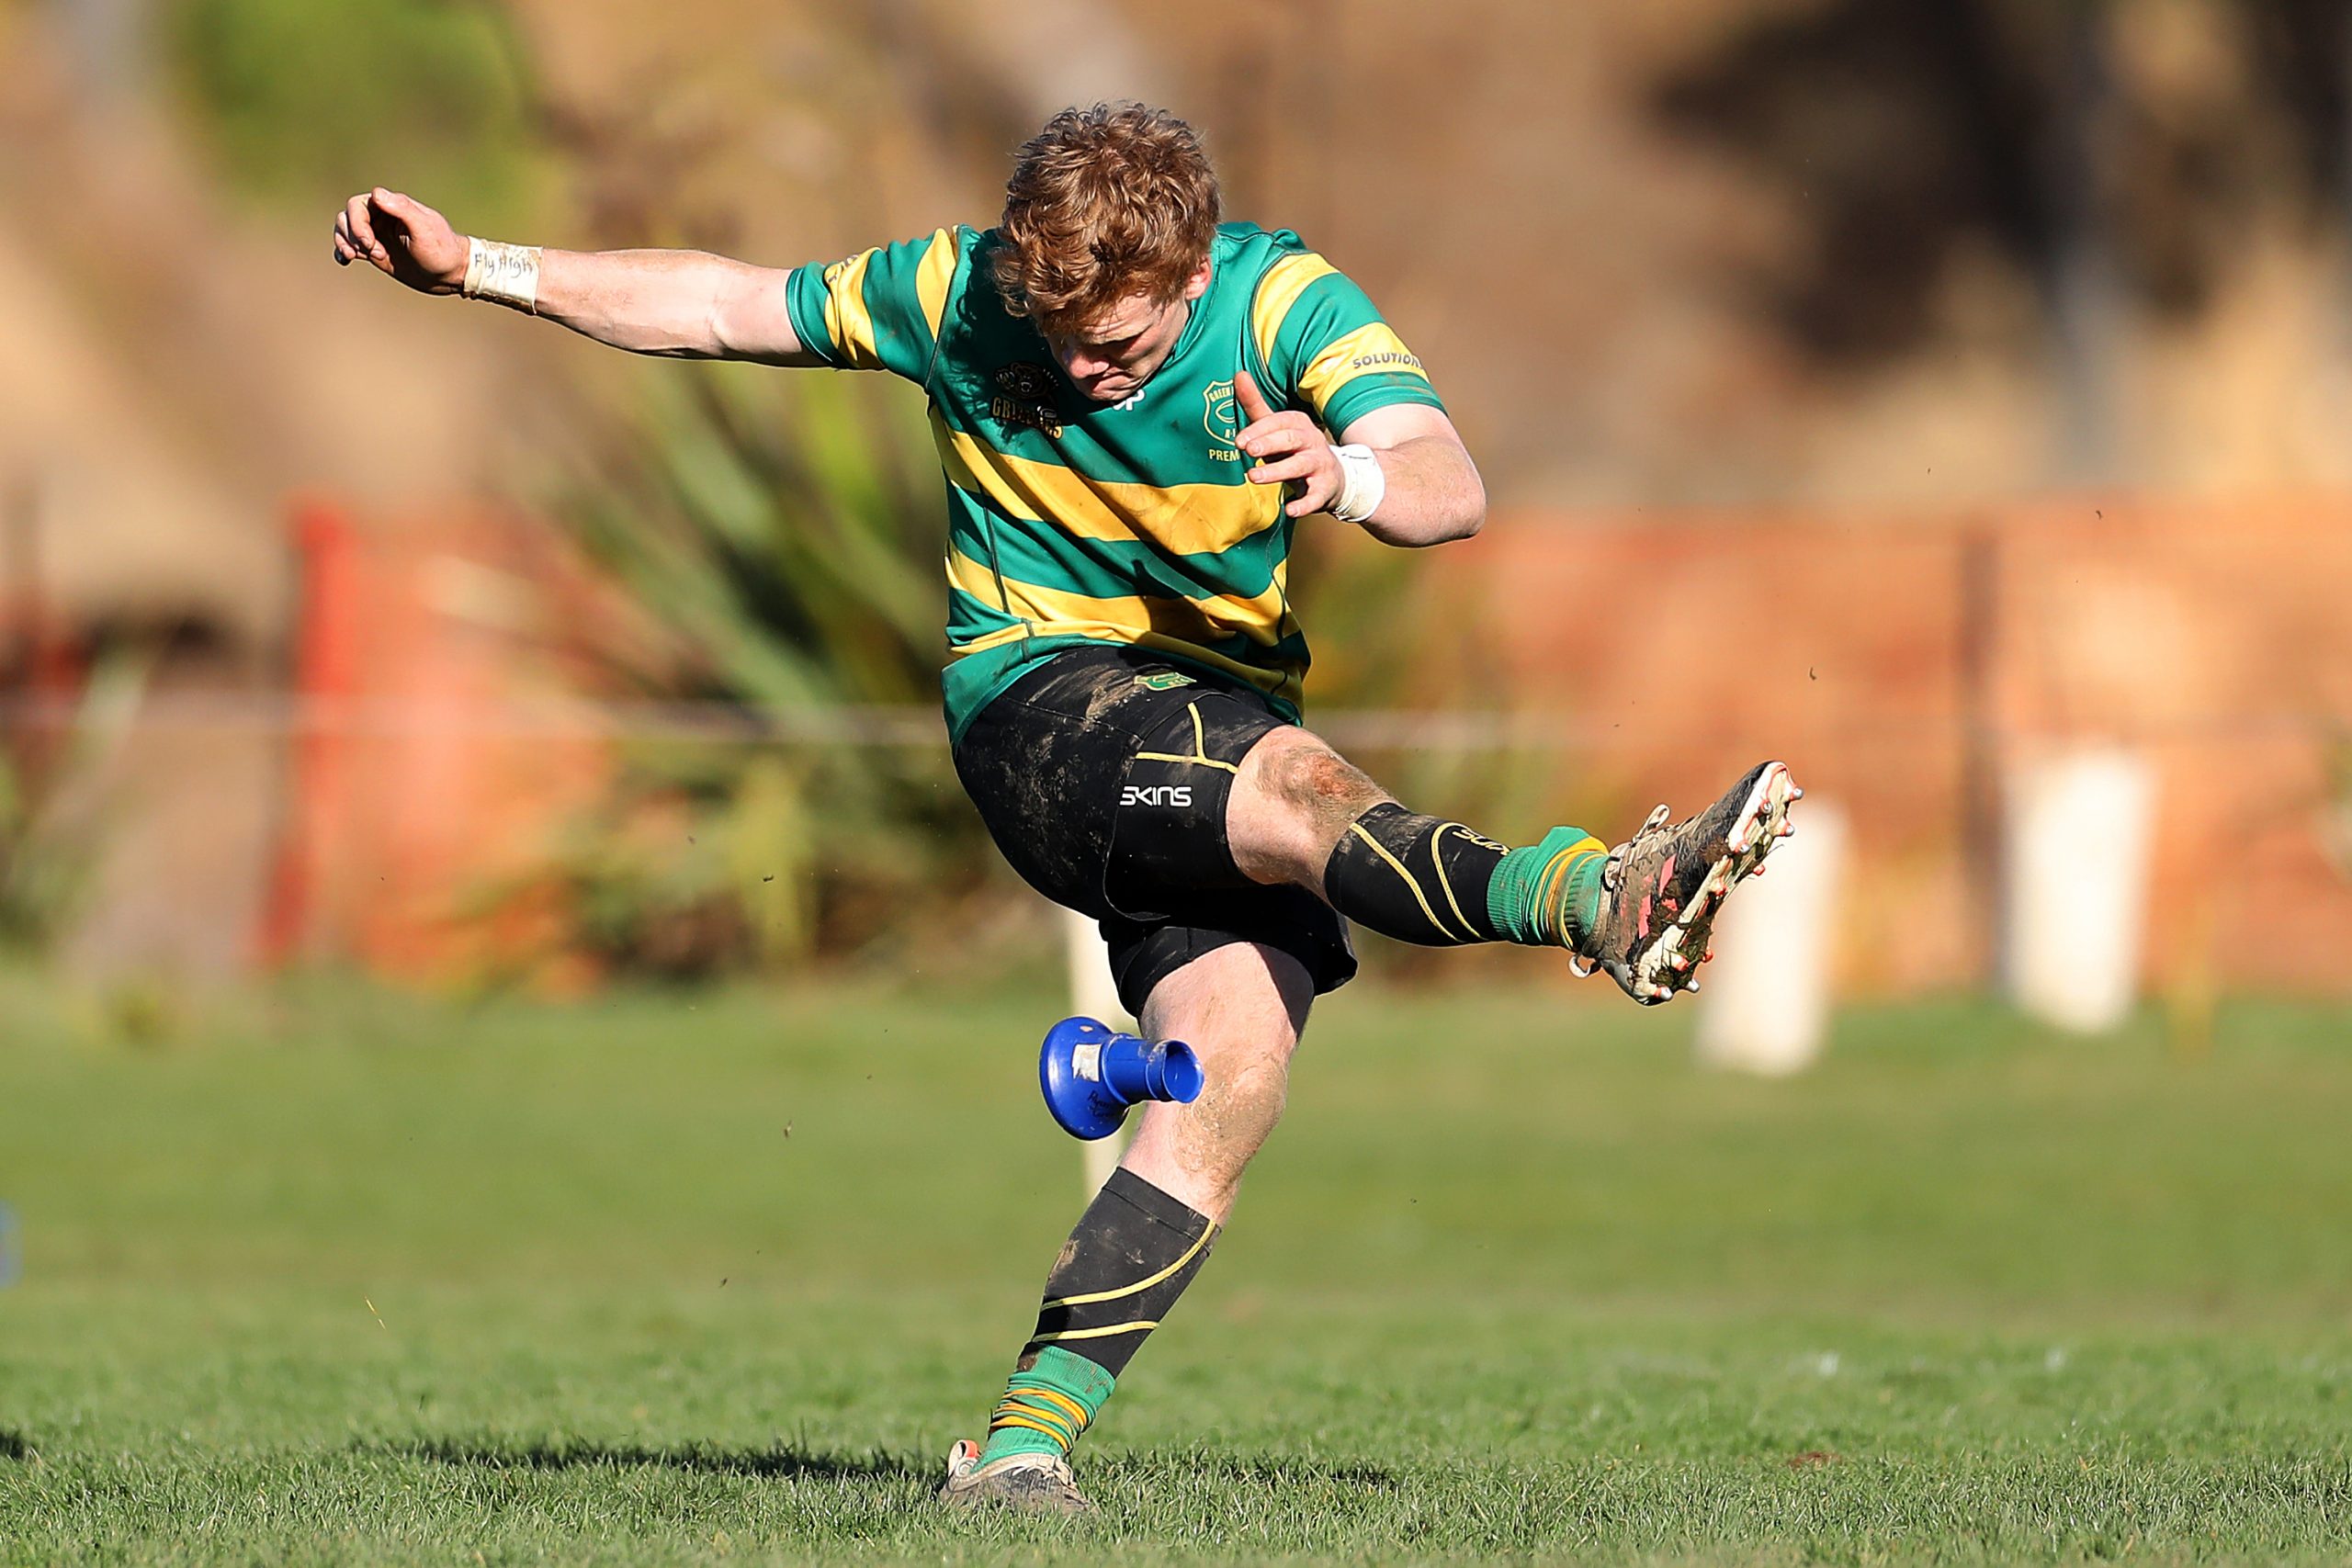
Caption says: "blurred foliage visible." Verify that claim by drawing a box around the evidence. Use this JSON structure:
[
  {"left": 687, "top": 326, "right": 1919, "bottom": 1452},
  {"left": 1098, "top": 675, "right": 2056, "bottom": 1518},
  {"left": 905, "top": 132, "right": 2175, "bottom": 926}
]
[
  {"left": 569, "top": 368, "right": 945, "bottom": 711},
  {"left": 0, "top": 652, "right": 152, "bottom": 955},
  {"left": 165, "top": 0, "right": 541, "bottom": 222},
  {"left": 548, "top": 367, "right": 989, "bottom": 976}
]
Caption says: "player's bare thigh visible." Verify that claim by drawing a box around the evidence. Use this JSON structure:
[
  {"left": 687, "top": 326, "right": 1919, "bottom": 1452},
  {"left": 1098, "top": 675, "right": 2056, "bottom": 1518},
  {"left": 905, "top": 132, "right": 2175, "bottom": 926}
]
[
  {"left": 1226, "top": 726, "right": 1393, "bottom": 895},
  {"left": 1119, "top": 941, "right": 1314, "bottom": 1224}
]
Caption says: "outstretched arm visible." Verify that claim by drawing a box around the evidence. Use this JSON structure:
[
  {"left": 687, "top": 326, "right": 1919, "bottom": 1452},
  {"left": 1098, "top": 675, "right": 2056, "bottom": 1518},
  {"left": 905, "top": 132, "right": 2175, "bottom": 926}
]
[
  {"left": 330, "top": 186, "right": 820, "bottom": 367},
  {"left": 1231, "top": 371, "right": 1486, "bottom": 547}
]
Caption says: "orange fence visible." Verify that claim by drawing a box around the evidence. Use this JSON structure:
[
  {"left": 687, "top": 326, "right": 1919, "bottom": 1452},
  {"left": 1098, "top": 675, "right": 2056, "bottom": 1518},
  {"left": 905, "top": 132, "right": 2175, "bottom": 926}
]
[
  {"left": 1465, "top": 497, "right": 2352, "bottom": 993},
  {"left": 13, "top": 494, "right": 2348, "bottom": 995}
]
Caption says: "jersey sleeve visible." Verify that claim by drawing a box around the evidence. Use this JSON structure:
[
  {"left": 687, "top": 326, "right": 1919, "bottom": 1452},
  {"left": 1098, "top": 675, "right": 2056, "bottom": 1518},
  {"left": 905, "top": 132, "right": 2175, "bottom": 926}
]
[
  {"left": 783, "top": 227, "right": 964, "bottom": 381},
  {"left": 1250, "top": 250, "right": 1446, "bottom": 434}
]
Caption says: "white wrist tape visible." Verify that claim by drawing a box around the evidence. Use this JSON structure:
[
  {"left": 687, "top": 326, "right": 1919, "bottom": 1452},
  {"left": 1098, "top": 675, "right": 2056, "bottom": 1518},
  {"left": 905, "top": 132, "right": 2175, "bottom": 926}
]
[
  {"left": 1329, "top": 443, "right": 1385, "bottom": 524},
  {"left": 462, "top": 236, "right": 542, "bottom": 312}
]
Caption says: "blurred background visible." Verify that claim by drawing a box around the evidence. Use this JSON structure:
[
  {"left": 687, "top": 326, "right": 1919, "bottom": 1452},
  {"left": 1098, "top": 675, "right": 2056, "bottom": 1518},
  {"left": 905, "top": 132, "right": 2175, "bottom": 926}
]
[
  {"left": 8, "top": 6, "right": 2352, "bottom": 1556},
  {"left": 3, "top": 0, "right": 2350, "bottom": 1014}
]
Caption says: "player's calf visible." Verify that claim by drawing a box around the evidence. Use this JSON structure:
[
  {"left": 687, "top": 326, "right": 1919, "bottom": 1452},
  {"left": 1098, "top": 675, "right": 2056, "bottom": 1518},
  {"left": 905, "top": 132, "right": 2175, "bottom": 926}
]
[
  {"left": 948, "top": 943, "right": 1306, "bottom": 1511},
  {"left": 1123, "top": 940, "right": 1311, "bottom": 1218},
  {"left": 1321, "top": 761, "right": 1801, "bottom": 1003},
  {"left": 1231, "top": 729, "right": 1802, "bottom": 1003},
  {"left": 942, "top": 1167, "right": 1218, "bottom": 1510},
  {"left": 1322, "top": 804, "right": 1610, "bottom": 950}
]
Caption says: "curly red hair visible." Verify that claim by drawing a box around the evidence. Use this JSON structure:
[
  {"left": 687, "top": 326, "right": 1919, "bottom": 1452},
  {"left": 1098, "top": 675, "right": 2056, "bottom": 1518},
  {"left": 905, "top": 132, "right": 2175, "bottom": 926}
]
[{"left": 993, "top": 103, "right": 1221, "bottom": 336}]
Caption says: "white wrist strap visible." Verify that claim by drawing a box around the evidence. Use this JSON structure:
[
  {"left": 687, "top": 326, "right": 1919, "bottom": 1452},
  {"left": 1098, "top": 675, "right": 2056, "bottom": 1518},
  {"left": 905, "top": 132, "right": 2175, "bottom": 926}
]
[
  {"left": 1330, "top": 443, "right": 1385, "bottom": 524},
  {"left": 462, "top": 236, "right": 542, "bottom": 312}
]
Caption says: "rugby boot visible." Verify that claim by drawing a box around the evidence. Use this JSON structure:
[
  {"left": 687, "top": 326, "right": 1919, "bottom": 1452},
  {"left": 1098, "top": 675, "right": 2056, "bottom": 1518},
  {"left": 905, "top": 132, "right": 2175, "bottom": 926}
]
[
  {"left": 1572, "top": 760, "right": 1802, "bottom": 1004},
  {"left": 937, "top": 1438, "right": 1094, "bottom": 1515}
]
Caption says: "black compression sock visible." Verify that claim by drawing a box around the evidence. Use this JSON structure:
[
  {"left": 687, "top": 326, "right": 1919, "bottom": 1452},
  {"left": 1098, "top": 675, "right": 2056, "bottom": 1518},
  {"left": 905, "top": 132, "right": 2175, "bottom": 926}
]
[
  {"left": 1024, "top": 1168, "right": 1218, "bottom": 1375},
  {"left": 1321, "top": 803, "right": 1508, "bottom": 946},
  {"left": 980, "top": 1169, "right": 1218, "bottom": 1463}
]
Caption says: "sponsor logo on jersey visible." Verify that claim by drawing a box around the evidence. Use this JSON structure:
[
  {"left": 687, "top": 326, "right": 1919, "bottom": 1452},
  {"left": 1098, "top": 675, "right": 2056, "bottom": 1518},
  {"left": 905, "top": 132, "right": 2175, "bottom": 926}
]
[
  {"left": 990, "top": 362, "right": 1063, "bottom": 437},
  {"left": 1203, "top": 378, "right": 1242, "bottom": 461},
  {"left": 1121, "top": 784, "right": 1193, "bottom": 808},
  {"left": 1347, "top": 350, "right": 1423, "bottom": 373}
]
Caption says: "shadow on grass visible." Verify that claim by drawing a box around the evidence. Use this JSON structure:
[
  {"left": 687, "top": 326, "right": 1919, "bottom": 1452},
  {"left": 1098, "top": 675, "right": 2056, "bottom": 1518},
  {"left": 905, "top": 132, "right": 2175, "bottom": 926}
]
[
  {"left": 387, "top": 1438, "right": 1403, "bottom": 1494},
  {"left": 1103, "top": 1450, "right": 1404, "bottom": 1492},
  {"left": 387, "top": 1435, "right": 926, "bottom": 1483},
  {"left": 0, "top": 1431, "right": 32, "bottom": 1461}
]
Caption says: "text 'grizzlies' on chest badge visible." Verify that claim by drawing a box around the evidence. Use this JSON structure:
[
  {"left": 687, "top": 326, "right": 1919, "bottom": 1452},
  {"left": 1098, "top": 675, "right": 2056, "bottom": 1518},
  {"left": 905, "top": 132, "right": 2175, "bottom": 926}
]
[
  {"left": 1203, "top": 378, "right": 1241, "bottom": 461},
  {"left": 991, "top": 362, "right": 1064, "bottom": 438}
]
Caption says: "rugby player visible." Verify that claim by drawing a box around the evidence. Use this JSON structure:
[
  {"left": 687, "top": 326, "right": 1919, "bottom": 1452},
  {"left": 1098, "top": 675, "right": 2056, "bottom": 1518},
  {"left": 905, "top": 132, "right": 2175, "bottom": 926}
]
[{"left": 333, "top": 102, "right": 1799, "bottom": 1514}]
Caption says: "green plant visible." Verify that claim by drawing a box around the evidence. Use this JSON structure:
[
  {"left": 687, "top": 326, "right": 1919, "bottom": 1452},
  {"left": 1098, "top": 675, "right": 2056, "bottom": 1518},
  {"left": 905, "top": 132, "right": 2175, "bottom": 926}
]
[{"left": 549, "top": 366, "right": 988, "bottom": 976}]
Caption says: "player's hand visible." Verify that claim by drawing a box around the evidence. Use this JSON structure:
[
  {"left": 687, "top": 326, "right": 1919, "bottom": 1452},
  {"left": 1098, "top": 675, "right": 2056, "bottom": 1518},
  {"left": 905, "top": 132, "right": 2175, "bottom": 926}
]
[
  {"left": 1234, "top": 371, "right": 1342, "bottom": 519},
  {"left": 331, "top": 187, "right": 467, "bottom": 294}
]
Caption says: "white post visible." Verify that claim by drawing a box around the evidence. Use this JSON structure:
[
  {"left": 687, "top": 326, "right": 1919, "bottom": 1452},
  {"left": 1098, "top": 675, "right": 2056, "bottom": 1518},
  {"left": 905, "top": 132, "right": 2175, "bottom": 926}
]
[
  {"left": 1695, "top": 801, "right": 1848, "bottom": 1077},
  {"left": 1062, "top": 906, "right": 1135, "bottom": 1195},
  {"left": 2004, "top": 747, "right": 2157, "bottom": 1033}
]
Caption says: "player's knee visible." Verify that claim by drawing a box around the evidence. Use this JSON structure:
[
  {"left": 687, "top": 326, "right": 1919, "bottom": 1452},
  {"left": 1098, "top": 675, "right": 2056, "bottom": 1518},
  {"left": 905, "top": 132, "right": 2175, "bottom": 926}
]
[
  {"left": 1131, "top": 944, "right": 1311, "bottom": 1205},
  {"left": 1235, "top": 731, "right": 1392, "bottom": 890},
  {"left": 1253, "top": 731, "right": 1386, "bottom": 828},
  {"left": 1153, "top": 1010, "right": 1298, "bottom": 1156}
]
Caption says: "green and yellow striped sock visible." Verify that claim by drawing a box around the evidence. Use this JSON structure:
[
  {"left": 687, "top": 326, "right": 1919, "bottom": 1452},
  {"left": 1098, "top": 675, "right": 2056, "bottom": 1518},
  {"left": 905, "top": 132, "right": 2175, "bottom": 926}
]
[
  {"left": 981, "top": 1347, "right": 1116, "bottom": 1462},
  {"left": 1487, "top": 827, "right": 1610, "bottom": 950}
]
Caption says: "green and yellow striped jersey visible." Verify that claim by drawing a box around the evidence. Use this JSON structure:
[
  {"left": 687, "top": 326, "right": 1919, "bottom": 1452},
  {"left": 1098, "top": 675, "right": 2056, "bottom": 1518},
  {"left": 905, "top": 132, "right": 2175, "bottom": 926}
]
[{"left": 782, "top": 222, "right": 1444, "bottom": 742}]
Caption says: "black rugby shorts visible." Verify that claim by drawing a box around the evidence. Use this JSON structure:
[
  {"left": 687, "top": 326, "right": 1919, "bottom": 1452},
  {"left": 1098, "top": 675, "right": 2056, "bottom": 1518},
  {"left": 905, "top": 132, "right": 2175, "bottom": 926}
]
[{"left": 951, "top": 646, "right": 1357, "bottom": 1016}]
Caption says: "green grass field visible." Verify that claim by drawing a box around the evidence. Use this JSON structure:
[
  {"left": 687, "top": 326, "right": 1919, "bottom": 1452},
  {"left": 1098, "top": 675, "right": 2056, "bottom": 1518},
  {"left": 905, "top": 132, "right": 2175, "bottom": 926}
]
[{"left": 5, "top": 974, "right": 2351, "bottom": 1564}]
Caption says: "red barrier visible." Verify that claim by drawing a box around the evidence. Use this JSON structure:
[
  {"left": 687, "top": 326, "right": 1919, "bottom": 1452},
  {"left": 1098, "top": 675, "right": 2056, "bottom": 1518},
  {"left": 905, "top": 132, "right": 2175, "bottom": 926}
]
[{"left": 259, "top": 502, "right": 606, "bottom": 987}]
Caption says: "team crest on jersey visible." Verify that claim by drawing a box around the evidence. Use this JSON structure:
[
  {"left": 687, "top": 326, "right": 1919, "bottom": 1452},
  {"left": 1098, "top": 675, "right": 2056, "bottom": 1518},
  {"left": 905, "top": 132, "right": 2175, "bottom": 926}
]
[
  {"left": 991, "top": 362, "right": 1063, "bottom": 437},
  {"left": 1203, "top": 378, "right": 1241, "bottom": 461}
]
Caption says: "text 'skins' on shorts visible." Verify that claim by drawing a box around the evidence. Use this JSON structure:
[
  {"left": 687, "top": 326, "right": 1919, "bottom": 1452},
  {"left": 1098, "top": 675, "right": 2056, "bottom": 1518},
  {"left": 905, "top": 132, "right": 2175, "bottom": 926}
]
[{"left": 951, "top": 647, "right": 1356, "bottom": 1014}]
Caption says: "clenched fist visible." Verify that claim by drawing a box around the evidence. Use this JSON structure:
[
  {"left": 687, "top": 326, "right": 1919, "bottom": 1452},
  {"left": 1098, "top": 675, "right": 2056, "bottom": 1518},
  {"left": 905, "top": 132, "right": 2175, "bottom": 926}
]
[{"left": 331, "top": 186, "right": 467, "bottom": 294}]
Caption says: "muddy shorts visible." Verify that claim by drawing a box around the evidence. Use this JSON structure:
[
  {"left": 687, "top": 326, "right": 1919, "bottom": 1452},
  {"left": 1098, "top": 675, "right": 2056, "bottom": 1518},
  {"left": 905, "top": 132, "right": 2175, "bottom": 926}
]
[{"left": 951, "top": 646, "right": 1358, "bottom": 1017}]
